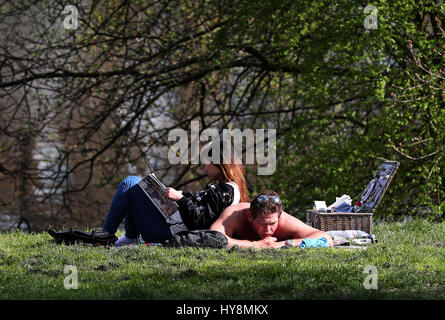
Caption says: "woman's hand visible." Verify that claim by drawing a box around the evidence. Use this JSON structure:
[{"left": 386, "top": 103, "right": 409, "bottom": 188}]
[{"left": 164, "top": 187, "right": 183, "bottom": 201}]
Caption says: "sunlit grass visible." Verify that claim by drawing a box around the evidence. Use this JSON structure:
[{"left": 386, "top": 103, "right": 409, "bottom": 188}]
[{"left": 0, "top": 219, "right": 444, "bottom": 299}]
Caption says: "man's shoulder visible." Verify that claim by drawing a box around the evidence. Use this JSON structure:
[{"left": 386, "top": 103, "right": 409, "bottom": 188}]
[
  {"left": 222, "top": 202, "right": 249, "bottom": 211},
  {"left": 221, "top": 202, "right": 250, "bottom": 218},
  {"left": 230, "top": 202, "right": 250, "bottom": 210},
  {"left": 210, "top": 202, "right": 250, "bottom": 234},
  {"left": 274, "top": 211, "right": 315, "bottom": 240},
  {"left": 278, "top": 211, "right": 305, "bottom": 226}
]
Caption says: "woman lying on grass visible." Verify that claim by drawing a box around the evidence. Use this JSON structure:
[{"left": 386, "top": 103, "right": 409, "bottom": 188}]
[{"left": 101, "top": 142, "right": 249, "bottom": 246}]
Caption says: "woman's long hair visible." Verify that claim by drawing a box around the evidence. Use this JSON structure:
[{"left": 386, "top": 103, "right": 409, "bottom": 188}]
[
  {"left": 217, "top": 161, "right": 250, "bottom": 203},
  {"left": 208, "top": 141, "right": 250, "bottom": 202}
]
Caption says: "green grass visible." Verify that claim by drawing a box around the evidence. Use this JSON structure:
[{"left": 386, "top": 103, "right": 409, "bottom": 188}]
[{"left": 1, "top": 219, "right": 444, "bottom": 299}]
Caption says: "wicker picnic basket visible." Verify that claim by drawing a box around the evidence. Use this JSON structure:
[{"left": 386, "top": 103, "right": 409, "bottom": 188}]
[
  {"left": 306, "top": 161, "right": 399, "bottom": 234},
  {"left": 306, "top": 211, "right": 373, "bottom": 234}
]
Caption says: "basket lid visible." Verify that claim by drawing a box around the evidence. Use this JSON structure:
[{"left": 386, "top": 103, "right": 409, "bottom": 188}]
[{"left": 358, "top": 161, "right": 399, "bottom": 213}]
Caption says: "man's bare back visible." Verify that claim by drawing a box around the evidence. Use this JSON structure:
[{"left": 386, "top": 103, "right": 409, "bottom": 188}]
[{"left": 210, "top": 202, "right": 333, "bottom": 248}]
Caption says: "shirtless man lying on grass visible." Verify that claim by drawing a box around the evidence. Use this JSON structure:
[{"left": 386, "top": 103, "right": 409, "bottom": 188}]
[{"left": 210, "top": 190, "right": 333, "bottom": 249}]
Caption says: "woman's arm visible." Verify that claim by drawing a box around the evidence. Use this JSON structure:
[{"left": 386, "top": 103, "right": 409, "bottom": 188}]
[{"left": 174, "top": 184, "right": 232, "bottom": 230}]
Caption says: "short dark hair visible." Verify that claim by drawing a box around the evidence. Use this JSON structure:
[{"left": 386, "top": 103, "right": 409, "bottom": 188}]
[{"left": 250, "top": 190, "right": 283, "bottom": 220}]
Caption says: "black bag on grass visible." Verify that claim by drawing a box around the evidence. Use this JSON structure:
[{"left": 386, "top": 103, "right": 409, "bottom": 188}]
[
  {"left": 48, "top": 228, "right": 117, "bottom": 246},
  {"left": 163, "top": 229, "right": 228, "bottom": 249}
]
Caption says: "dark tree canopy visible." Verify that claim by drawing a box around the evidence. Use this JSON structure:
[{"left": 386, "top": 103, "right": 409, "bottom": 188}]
[{"left": 0, "top": 0, "right": 443, "bottom": 230}]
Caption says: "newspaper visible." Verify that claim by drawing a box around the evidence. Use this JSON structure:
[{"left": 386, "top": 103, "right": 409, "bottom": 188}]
[{"left": 137, "top": 173, "right": 179, "bottom": 220}]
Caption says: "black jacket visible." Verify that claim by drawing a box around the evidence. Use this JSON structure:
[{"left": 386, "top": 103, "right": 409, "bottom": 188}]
[{"left": 176, "top": 183, "right": 236, "bottom": 230}]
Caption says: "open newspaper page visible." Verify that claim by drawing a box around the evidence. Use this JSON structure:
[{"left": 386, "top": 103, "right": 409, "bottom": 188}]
[{"left": 137, "top": 173, "right": 179, "bottom": 220}]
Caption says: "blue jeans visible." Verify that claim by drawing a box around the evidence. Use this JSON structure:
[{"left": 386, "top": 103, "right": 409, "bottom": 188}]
[{"left": 102, "top": 176, "right": 172, "bottom": 243}]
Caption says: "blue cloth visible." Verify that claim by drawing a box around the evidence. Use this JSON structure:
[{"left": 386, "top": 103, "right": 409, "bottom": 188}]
[
  {"left": 299, "top": 237, "right": 329, "bottom": 248},
  {"left": 335, "top": 201, "right": 354, "bottom": 213},
  {"left": 103, "top": 176, "right": 172, "bottom": 243}
]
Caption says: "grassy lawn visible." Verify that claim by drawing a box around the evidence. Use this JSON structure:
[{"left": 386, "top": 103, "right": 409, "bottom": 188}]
[{"left": 0, "top": 219, "right": 444, "bottom": 300}]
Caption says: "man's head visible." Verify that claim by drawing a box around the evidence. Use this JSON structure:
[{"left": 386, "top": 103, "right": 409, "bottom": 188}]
[{"left": 248, "top": 190, "right": 283, "bottom": 239}]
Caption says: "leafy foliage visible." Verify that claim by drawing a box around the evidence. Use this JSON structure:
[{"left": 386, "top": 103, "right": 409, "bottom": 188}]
[{"left": 0, "top": 0, "right": 443, "bottom": 229}]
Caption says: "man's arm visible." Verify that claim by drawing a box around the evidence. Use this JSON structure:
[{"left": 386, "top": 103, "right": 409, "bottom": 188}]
[
  {"left": 274, "top": 212, "right": 333, "bottom": 247},
  {"left": 209, "top": 203, "right": 257, "bottom": 248},
  {"left": 224, "top": 235, "right": 279, "bottom": 249}
]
